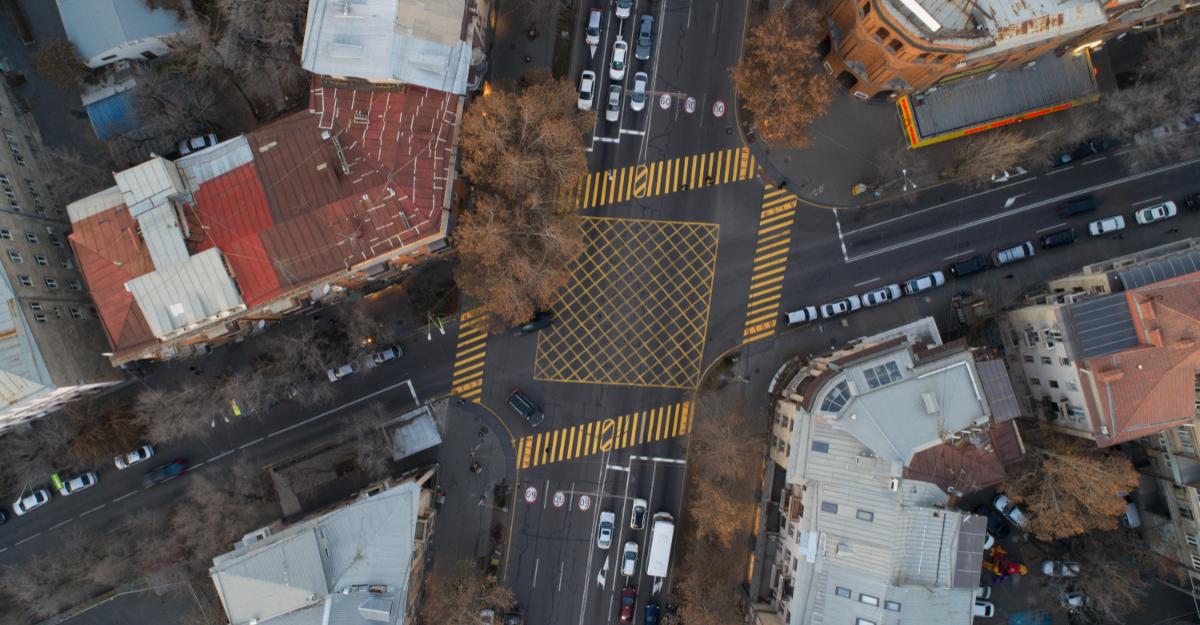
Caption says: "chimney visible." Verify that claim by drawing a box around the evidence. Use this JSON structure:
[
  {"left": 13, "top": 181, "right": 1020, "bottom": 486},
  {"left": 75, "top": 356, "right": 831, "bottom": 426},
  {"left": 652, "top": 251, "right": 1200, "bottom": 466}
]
[
  {"left": 1146, "top": 327, "right": 1164, "bottom": 347},
  {"left": 1097, "top": 367, "right": 1124, "bottom": 384},
  {"left": 1177, "top": 337, "right": 1196, "bottom": 350},
  {"left": 1138, "top": 297, "right": 1157, "bottom": 322}
]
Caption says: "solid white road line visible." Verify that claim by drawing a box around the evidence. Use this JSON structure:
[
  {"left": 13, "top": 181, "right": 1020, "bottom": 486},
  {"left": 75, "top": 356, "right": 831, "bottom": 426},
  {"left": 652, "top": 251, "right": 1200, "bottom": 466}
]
[
  {"left": 853, "top": 277, "right": 880, "bottom": 287},
  {"left": 619, "top": 128, "right": 645, "bottom": 136},
  {"left": 267, "top": 379, "right": 416, "bottom": 439},
  {"left": 1082, "top": 156, "right": 1107, "bottom": 165},
  {"left": 594, "top": 136, "right": 620, "bottom": 144},
  {"left": 532, "top": 558, "right": 539, "bottom": 589},
  {"left": 0, "top": 547, "right": 7, "bottom": 553},
  {"left": 558, "top": 561, "right": 567, "bottom": 592},
  {"left": 80, "top": 503, "right": 106, "bottom": 517},
  {"left": 833, "top": 209, "right": 849, "bottom": 261},
  {"left": 207, "top": 450, "right": 234, "bottom": 463},
  {"left": 1037, "top": 222, "right": 1069, "bottom": 233},
  {"left": 49, "top": 519, "right": 71, "bottom": 531},
  {"left": 630, "top": 455, "right": 687, "bottom": 464},
  {"left": 239, "top": 437, "right": 264, "bottom": 450},
  {"left": 14, "top": 533, "right": 40, "bottom": 546},
  {"left": 1133, "top": 196, "right": 1163, "bottom": 206},
  {"left": 942, "top": 249, "right": 975, "bottom": 261},
  {"left": 1045, "top": 166, "right": 1074, "bottom": 175},
  {"left": 842, "top": 178, "right": 1034, "bottom": 237},
  {"left": 112, "top": 490, "right": 138, "bottom": 503}
]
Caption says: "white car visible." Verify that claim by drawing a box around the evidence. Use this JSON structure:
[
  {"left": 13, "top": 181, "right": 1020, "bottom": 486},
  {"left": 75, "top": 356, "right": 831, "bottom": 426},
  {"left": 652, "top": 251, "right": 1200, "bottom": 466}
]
[
  {"left": 629, "top": 72, "right": 648, "bottom": 112},
  {"left": 585, "top": 9, "right": 602, "bottom": 46},
  {"left": 606, "top": 85, "right": 622, "bottom": 123},
  {"left": 326, "top": 362, "right": 360, "bottom": 382},
  {"left": 861, "top": 284, "right": 901, "bottom": 307},
  {"left": 990, "top": 167, "right": 1027, "bottom": 183},
  {"left": 370, "top": 345, "right": 403, "bottom": 366},
  {"left": 972, "top": 601, "right": 995, "bottom": 618},
  {"left": 1041, "top": 560, "right": 1080, "bottom": 577},
  {"left": 784, "top": 306, "right": 817, "bottom": 326},
  {"left": 630, "top": 498, "right": 647, "bottom": 529},
  {"left": 578, "top": 70, "right": 596, "bottom": 111},
  {"left": 610, "top": 40, "right": 628, "bottom": 81},
  {"left": 615, "top": 0, "right": 632, "bottom": 19},
  {"left": 114, "top": 444, "right": 154, "bottom": 470},
  {"left": 975, "top": 586, "right": 991, "bottom": 600},
  {"left": 992, "top": 494, "right": 1028, "bottom": 527},
  {"left": 1061, "top": 591, "right": 1086, "bottom": 609},
  {"left": 12, "top": 489, "right": 50, "bottom": 516},
  {"left": 597, "top": 511, "right": 616, "bottom": 549},
  {"left": 57, "top": 471, "right": 98, "bottom": 496},
  {"left": 179, "top": 133, "right": 218, "bottom": 156},
  {"left": 819, "top": 295, "right": 862, "bottom": 319},
  {"left": 1134, "top": 200, "right": 1177, "bottom": 225},
  {"left": 1087, "top": 215, "right": 1126, "bottom": 236},
  {"left": 903, "top": 271, "right": 945, "bottom": 295},
  {"left": 621, "top": 541, "right": 639, "bottom": 576}
]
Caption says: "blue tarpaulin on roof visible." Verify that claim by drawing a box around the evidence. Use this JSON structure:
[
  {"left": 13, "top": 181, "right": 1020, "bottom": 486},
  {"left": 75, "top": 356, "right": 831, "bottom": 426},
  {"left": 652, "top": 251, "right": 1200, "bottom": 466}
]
[{"left": 85, "top": 89, "right": 139, "bottom": 140}]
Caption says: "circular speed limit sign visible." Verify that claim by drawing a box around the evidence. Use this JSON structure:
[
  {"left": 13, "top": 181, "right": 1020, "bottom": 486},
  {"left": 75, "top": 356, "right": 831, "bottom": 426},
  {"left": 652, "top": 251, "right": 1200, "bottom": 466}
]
[
  {"left": 712, "top": 100, "right": 726, "bottom": 118},
  {"left": 578, "top": 494, "right": 592, "bottom": 511},
  {"left": 524, "top": 485, "right": 538, "bottom": 504},
  {"left": 684, "top": 97, "right": 696, "bottom": 114},
  {"left": 658, "top": 94, "right": 672, "bottom": 110},
  {"left": 553, "top": 491, "right": 566, "bottom": 508}
]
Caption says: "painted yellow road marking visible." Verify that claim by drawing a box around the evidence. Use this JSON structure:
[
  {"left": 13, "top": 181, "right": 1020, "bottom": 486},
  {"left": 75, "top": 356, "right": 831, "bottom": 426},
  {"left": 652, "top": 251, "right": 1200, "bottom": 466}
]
[
  {"left": 574, "top": 148, "right": 755, "bottom": 210},
  {"left": 450, "top": 309, "right": 489, "bottom": 401},
  {"left": 743, "top": 186, "right": 797, "bottom": 344},
  {"left": 518, "top": 401, "right": 694, "bottom": 469}
]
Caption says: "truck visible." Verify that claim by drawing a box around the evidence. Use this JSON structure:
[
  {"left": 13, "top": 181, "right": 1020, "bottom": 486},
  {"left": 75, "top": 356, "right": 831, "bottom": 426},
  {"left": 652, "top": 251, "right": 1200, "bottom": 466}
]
[{"left": 645, "top": 512, "right": 675, "bottom": 578}]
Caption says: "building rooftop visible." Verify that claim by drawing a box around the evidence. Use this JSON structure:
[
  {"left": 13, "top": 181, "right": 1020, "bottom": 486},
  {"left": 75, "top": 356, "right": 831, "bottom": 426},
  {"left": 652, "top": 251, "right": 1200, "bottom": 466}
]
[
  {"left": 880, "top": 0, "right": 1106, "bottom": 53},
  {"left": 1115, "top": 249, "right": 1200, "bottom": 290},
  {"left": 57, "top": 0, "right": 185, "bottom": 60},
  {"left": 1068, "top": 293, "right": 1139, "bottom": 359}
]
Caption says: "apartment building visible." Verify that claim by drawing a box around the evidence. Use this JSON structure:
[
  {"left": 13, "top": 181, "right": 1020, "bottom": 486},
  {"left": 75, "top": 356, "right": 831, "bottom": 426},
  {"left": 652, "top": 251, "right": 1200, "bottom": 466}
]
[
  {"left": 56, "top": 0, "right": 187, "bottom": 68},
  {"left": 0, "top": 82, "right": 122, "bottom": 434},
  {"left": 754, "top": 319, "right": 1023, "bottom": 625}
]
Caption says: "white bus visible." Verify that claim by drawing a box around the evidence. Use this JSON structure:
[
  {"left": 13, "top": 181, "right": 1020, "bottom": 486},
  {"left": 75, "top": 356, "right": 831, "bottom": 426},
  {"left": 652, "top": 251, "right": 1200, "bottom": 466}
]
[{"left": 645, "top": 512, "right": 675, "bottom": 578}]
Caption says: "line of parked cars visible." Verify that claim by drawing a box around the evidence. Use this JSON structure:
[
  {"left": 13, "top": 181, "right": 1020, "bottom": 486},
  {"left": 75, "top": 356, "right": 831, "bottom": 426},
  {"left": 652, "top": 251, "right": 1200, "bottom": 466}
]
[
  {"left": 579, "top": 3, "right": 655, "bottom": 122},
  {"left": 325, "top": 344, "right": 405, "bottom": 383},
  {"left": 784, "top": 270, "right": 945, "bottom": 325}
]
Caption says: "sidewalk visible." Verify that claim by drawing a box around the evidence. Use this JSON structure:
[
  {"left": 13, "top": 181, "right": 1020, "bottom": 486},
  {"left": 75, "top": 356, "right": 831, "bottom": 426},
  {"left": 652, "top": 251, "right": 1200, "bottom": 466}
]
[{"left": 488, "top": 0, "right": 562, "bottom": 85}]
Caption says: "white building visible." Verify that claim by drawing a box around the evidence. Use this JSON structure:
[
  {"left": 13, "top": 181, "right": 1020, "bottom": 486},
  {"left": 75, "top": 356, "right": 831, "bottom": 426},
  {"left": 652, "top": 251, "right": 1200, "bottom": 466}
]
[{"left": 56, "top": 0, "right": 187, "bottom": 68}]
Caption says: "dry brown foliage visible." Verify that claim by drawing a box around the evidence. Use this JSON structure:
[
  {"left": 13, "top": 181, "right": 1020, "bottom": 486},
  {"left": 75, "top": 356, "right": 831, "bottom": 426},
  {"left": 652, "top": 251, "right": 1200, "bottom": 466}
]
[{"left": 419, "top": 560, "right": 517, "bottom": 625}]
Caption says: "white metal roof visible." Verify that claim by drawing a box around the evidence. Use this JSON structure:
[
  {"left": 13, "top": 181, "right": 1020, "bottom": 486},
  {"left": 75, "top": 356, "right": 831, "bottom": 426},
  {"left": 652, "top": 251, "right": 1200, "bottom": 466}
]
[
  {"left": 56, "top": 0, "right": 186, "bottom": 60},
  {"left": 66, "top": 186, "right": 123, "bottom": 224},
  {"left": 125, "top": 247, "right": 244, "bottom": 337},
  {"left": 176, "top": 136, "right": 255, "bottom": 191}
]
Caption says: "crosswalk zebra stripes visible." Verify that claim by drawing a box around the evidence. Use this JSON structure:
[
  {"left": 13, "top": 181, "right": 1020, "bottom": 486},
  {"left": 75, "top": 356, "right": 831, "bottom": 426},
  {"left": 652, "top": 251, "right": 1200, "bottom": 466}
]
[
  {"left": 450, "top": 308, "right": 489, "bottom": 402},
  {"left": 574, "top": 147, "right": 756, "bottom": 210},
  {"left": 517, "top": 401, "right": 693, "bottom": 469},
  {"left": 743, "top": 185, "right": 798, "bottom": 343}
]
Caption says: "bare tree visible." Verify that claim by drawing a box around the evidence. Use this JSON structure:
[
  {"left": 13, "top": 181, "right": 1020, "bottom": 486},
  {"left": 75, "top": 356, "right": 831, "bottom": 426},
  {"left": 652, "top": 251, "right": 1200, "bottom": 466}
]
[
  {"left": 62, "top": 397, "right": 145, "bottom": 467},
  {"left": 209, "top": 0, "right": 309, "bottom": 112},
  {"left": 1064, "top": 531, "right": 1152, "bottom": 624},
  {"left": 40, "top": 144, "right": 118, "bottom": 203},
  {"left": 691, "top": 397, "right": 764, "bottom": 484},
  {"left": 0, "top": 416, "right": 73, "bottom": 494},
  {"left": 346, "top": 402, "right": 393, "bottom": 480},
  {"left": 31, "top": 39, "right": 88, "bottom": 88},
  {"left": 672, "top": 541, "right": 745, "bottom": 625},
  {"left": 134, "top": 384, "right": 217, "bottom": 445},
  {"left": 419, "top": 560, "right": 517, "bottom": 625},
  {"left": 943, "top": 130, "right": 1040, "bottom": 187}
]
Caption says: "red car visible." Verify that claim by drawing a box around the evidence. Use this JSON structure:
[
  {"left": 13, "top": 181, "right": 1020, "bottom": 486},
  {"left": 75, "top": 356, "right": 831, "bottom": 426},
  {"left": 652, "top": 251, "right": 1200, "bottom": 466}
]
[{"left": 619, "top": 586, "right": 636, "bottom": 624}]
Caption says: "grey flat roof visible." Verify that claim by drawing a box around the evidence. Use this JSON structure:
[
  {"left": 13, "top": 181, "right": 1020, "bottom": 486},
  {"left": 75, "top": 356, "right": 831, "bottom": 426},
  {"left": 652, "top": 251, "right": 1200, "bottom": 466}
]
[
  {"left": 976, "top": 360, "right": 1021, "bottom": 422},
  {"left": 910, "top": 51, "right": 1097, "bottom": 139},
  {"left": 1116, "top": 250, "right": 1200, "bottom": 290},
  {"left": 953, "top": 515, "right": 987, "bottom": 589},
  {"left": 1069, "top": 294, "right": 1138, "bottom": 359}
]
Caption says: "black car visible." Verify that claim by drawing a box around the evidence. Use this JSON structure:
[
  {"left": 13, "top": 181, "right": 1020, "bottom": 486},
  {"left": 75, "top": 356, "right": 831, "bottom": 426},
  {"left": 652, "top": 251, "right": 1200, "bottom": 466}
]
[
  {"left": 507, "top": 389, "right": 544, "bottom": 427},
  {"left": 644, "top": 602, "right": 661, "bottom": 625},
  {"left": 142, "top": 459, "right": 189, "bottom": 488},
  {"left": 974, "top": 504, "right": 1011, "bottom": 539},
  {"left": 1053, "top": 138, "right": 1118, "bottom": 167},
  {"left": 1039, "top": 227, "right": 1077, "bottom": 249},
  {"left": 1058, "top": 196, "right": 1099, "bottom": 218},
  {"left": 948, "top": 255, "right": 990, "bottom": 278},
  {"left": 1184, "top": 193, "right": 1200, "bottom": 211},
  {"left": 514, "top": 311, "right": 555, "bottom": 336}
]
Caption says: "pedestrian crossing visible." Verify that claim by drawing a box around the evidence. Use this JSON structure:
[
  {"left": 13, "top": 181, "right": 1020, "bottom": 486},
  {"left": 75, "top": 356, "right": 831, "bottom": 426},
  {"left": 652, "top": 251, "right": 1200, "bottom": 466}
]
[
  {"left": 517, "top": 401, "right": 693, "bottom": 469},
  {"left": 573, "top": 147, "right": 757, "bottom": 210},
  {"left": 450, "top": 308, "right": 489, "bottom": 402},
  {"left": 743, "top": 185, "right": 797, "bottom": 343}
]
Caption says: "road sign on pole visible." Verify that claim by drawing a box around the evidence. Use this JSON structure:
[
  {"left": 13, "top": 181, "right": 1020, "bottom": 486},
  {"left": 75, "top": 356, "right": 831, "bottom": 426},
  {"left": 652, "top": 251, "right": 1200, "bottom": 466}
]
[
  {"left": 553, "top": 491, "right": 566, "bottom": 508},
  {"left": 684, "top": 97, "right": 696, "bottom": 114},
  {"left": 712, "top": 100, "right": 726, "bottom": 118},
  {"left": 524, "top": 485, "right": 538, "bottom": 504},
  {"left": 578, "top": 494, "right": 592, "bottom": 511}
]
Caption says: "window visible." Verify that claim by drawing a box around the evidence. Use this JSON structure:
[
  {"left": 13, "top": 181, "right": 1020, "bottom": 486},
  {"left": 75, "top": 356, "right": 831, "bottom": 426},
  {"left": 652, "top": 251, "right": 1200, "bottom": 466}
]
[
  {"left": 1068, "top": 404, "right": 1085, "bottom": 417},
  {"left": 884, "top": 600, "right": 902, "bottom": 612},
  {"left": 43, "top": 277, "right": 56, "bottom": 289},
  {"left": 1049, "top": 380, "right": 1059, "bottom": 389},
  {"left": 1041, "top": 356, "right": 1052, "bottom": 365},
  {"left": 1060, "top": 357, "right": 1071, "bottom": 366},
  {"left": 1180, "top": 505, "right": 1195, "bottom": 521},
  {"left": 821, "top": 501, "right": 838, "bottom": 513},
  {"left": 34, "top": 255, "right": 46, "bottom": 266},
  {"left": 864, "top": 361, "right": 902, "bottom": 389},
  {"left": 1186, "top": 533, "right": 1200, "bottom": 549},
  {"left": 69, "top": 279, "right": 82, "bottom": 291},
  {"left": 1030, "top": 377, "right": 1041, "bottom": 386},
  {"left": 28, "top": 302, "right": 41, "bottom": 311},
  {"left": 7, "top": 250, "right": 20, "bottom": 263},
  {"left": 1023, "top": 355, "right": 1034, "bottom": 363},
  {"left": 856, "top": 509, "right": 875, "bottom": 522},
  {"left": 0, "top": 229, "right": 9, "bottom": 240},
  {"left": 1192, "top": 554, "right": 1200, "bottom": 570},
  {"left": 835, "top": 586, "right": 852, "bottom": 598},
  {"left": 8, "top": 199, "right": 19, "bottom": 211},
  {"left": 59, "top": 257, "right": 72, "bottom": 269},
  {"left": 53, "top": 306, "right": 63, "bottom": 319},
  {"left": 811, "top": 441, "right": 830, "bottom": 453},
  {"left": 856, "top": 619, "right": 877, "bottom": 625},
  {"left": 1068, "top": 381, "right": 1079, "bottom": 391},
  {"left": 33, "top": 313, "right": 45, "bottom": 323},
  {"left": 859, "top": 594, "right": 880, "bottom": 606},
  {"left": 874, "top": 27, "right": 889, "bottom": 39},
  {"left": 17, "top": 275, "right": 30, "bottom": 286},
  {"left": 69, "top": 308, "right": 82, "bottom": 319},
  {"left": 23, "top": 232, "right": 36, "bottom": 244},
  {"left": 888, "top": 38, "right": 903, "bottom": 52},
  {"left": 820, "top": 380, "right": 852, "bottom": 412},
  {"left": 48, "top": 234, "right": 62, "bottom": 247}
]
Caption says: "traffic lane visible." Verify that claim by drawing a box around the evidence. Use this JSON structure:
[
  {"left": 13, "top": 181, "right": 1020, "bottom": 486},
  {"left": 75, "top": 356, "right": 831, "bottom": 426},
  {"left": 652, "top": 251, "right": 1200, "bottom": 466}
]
[{"left": 585, "top": 0, "right": 642, "bottom": 148}]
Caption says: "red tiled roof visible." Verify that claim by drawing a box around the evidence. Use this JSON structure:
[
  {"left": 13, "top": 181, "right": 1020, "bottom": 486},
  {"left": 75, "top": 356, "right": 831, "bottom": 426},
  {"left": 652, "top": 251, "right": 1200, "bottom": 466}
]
[
  {"left": 1082, "top": 273, "right": 1200, "bottom": 446},
  {"left": 192, "top": 163, "right": 281, "bottom": 307},
  {"left": 904, "top": 421, "right": 1023, "bottom": 495}
]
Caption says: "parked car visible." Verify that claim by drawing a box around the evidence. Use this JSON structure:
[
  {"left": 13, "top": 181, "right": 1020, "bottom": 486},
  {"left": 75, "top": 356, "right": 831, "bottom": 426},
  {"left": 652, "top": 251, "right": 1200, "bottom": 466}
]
[
  {"left": 12, "top": 488, "right": 50, "bottom": 516},
  {"left": 515, "top": 311, "right": 555, "bottom": 336},
  {"left": 370, "top": 345, "right": 403, "bottom": 365},
  {"left": 1184, "top": 192, "right": 1200, "bottom": 211},
  {"left": 948, "top": 255, "right": 990, "bottom": 278},
  {"left": 326, "top": 361, "right": 360, "bottom": 382},
  {"left": 55, "top": 471, "right": 98, "bottom": 496},
  {"left": 1088, "top": 215, "right": 1126, "bottom": 236},
  {"left": 1061, "top": 590, "right": 1086, "bottom": 610},
  {"left": 577, "top": 70, "right": 596, "bottom": 111},
  {"left": 114, "top": 444, "right": 154, "bottom": 470},
  {"left": 992, "top": 494, "right": 1029, "bottom": 528},
  {"left": 644, "top": 602, "right": 660, "bottom": 625},
  {"left": 991, "top": 241, "right": 1034, "bottom": 266},
  {"left": 861, "top": 284, "right": 902, "bottom": 307},
  {"left": 1059, "top": 196, "right": 1099, "bottom": 218},
  {"left": 820, "top": 295, "right": 862, "bottom": 319},
  {"left": 507, "top": 389, "right": 545, "bottom": 427},
  {"left": 142, "top": 459, "right": 189, "bottom": 488},
  {"left": 610, "top": 40, "right": 629, "bottom": 80},
  {"left": 619, "top": 586, "right": 637, "bottom": 624},
  {"left": 975, "top": 586, "right": 992, "bottom": 600},
  {"left": 784, "top": 306, "right": 817, "bottom": 326},
  {"left": 631, "top": 498, "right": 648, "bottom": 529},
  {"left": 1053, "top": 138, "right": 1118, "bottom": 166},
  {"left": 903, "top": 271, "right": 946, "bottom": 295},
  {"left": 585, "top": 9, "right": 602, "bottom": 46},
  {"left": 1134, "top": 200, "right": 1177, "bottom": 225},
  {"left": 598, "top": 511, "right": 616, "bottom": 549},
  {"left": 606, "top": 85, "right": 622, "bottom": 122},
  {"left": 0, "top": 509, "right": 6, "bottom": 524},
  {"left": 635, "top": 15, "right": 654, "bottom": 60},
  {"left": 990, "top": 167, "right": 1027, "bottom": 183},
  {"left": 179, "top": 133, "right": 218, "bottom": 156},
  {"left": 615, "top": 0, "right": 632, "bottom": 19},
  {"left": 1039, "top": 227, "right": 1077, "bottom": 249},
  {"left": 1041, "top": 560, "right": 1081, "bottom": 577},
  {"left": 621, "top": 541, "right": 639, "bottom": 576},
  {"left": 630, "top": 72, "right": 648, "bottom": 112},
  {"left": 972, "top": 600, "right": 995, "bottom": 618},
  {"left": 974, "top": 504, "right": 1011, "bottom": 539}
]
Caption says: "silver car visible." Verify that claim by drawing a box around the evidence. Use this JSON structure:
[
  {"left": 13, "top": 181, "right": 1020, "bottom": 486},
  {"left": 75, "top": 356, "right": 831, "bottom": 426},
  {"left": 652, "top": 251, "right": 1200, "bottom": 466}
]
[
  {"left": 861, "top": 284, "right": 901, "bottom": 307},
  {"left": 903, "top": 271, "right": 946, "bottom": 295},
  {"left": 820, "top": 295, "right": 862, "bottom": 319},
  {"left": 606, "top": 85, "right": 622, "bottom": 122},
  {"left": 630, "top": 72, "right": 648, "bottom": 112}
]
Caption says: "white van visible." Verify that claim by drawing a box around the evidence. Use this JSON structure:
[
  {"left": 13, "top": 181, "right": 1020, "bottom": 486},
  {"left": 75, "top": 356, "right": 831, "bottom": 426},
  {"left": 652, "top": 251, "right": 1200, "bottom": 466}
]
[{"left": 585, "top": 9, "right": 603, "bottom": 46}]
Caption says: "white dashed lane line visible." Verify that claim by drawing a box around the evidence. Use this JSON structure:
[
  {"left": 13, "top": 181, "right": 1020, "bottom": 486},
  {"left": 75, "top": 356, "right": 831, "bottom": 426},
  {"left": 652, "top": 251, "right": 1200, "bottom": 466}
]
[
  {"left": 207, "top": 450, "right": 234, "bottom": 463},
  {"left": 80, "top": 504, "right": 106, "bottom": 517},
  {"left": 112, "top": 490, "right": 138, "bottom": 503},
  {"left": 14, "top": 533, "right": 40, "bottom": 546},
  {"left": 48, "top": 519, "right": 71, "bottom": 531},
  {"left": 239, "top": 437, "right": 264, "bottom": 450}
]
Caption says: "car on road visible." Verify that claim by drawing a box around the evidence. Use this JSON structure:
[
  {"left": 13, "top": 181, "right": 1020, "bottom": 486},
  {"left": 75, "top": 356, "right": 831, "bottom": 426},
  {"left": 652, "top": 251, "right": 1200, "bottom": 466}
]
[
  {"left": 1059, "top": 196, "right": 1099, "bottom": 218},
  {"left": 972, "top": 600, "right": 995, "bottom": 618},
  {"left": 820, "top": 295, "right": 861, "bottom": 319},
  {"left": 606, "top": 85, "right": 622, "bottom": 122},
  {"left": 577, "top": 70, "right": 596, "bottom": 111},
  {"left": 142, "top": 459, "right": 188, "bottom": 488},
  {"left": 631, "top": 497, "right": 648, "bottom": 529},
  {"left": 635, "top": 15, "right": 654, "bottom": 60},
  {"left": 507, "top": 389, "right": 545, "bottom": 427},
  {"left": 1041, "top": 560, "right": 1081, "bottom": 577},
  {"left": 903, "top": 271, "right": 945, "bottom": 295},
  {"left": 515, "top": 311, "right": 555, "bottom": 336},
  {"left": 585, "top": 9, "right": 602, "bottom": 46},
  {"left": 1039, "top": 227, "right": 1077, "bottom": 249},
  {"left": 1185, "top": 192, "right": 1200, "bottom": 211},
  {"left": 1134, "top": 200, "right": 1177, "bottom": 225},
  {"left": 991, "top": 241, "right": 1034, "bottom": 266},
  {"left": 55, "top": 471, "right": 98, "bottom": 496},
  {"left": 619, "top": 586, "right": 636, "bottom": 624},
  {"left": 597, "top": 511, "right": 616, "bottom": 549},
  {"left": 1088, "top": 215, "right": 1126, "bottom": 236},
  {"left": 784, "top": 306, "right": 817, "bottom": 326},
  {"left": 370, "top": 345, "right": 403, "bottom": 365},
  {"left": 630, "top": 72, "right": 648, "bottom": 112},
  {"left": 179, "top": 133, "right": 218, "bottom": 156},
  {"left": 1053, "top": 138, "right": 1117, "bottom": 167},
  {"left": 0, "top": 509, "right": 6, "bottom": 524},
  {"left": 115, "top": 444, "right": 154, "bottom": 470},
  {"left": 615, "top": 0, "right": 632, "bottom": 19},
  {"left": 861, "top": 284, "right": 901, "bottom": 307},
  {"left": 975, "top": 586, "right": 991, "bottom": 600},
  {"left": 1061, "top": 590, "right": 1086, "bottom": 610},
  {"left": 644, "top": 602, "right": 660, "bottom": 625},
  {"left": 621, "top": 541, "right": 639, "bottom": 576},
  {"left": 992, "top": 494, "right": 1029, "bottom": 528},
  {"left": 948, "top": 255, "right": 990, "bottom": 278},
  {"left": 610, "top": 40, "right": 628, "bottom": 80},
  {"left": 326, "top": 361, "right": 360, "bottom": 382},
  {"left": 12, "top": 488, "right": 50, "bottom": 516},
  {"left": 973, "top": 504, "right": 1011, "bottom": 540}
]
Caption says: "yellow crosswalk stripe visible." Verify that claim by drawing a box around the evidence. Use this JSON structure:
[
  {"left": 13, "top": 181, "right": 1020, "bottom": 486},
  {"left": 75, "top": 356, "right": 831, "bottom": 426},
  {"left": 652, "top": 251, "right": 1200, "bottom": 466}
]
[
  {"left": 514, "top": 402, "right": 694, "bottom": 470},
  {"left": 450, "top": 309, "right": 489, "bottom": 402},
  {"left": 743, "top": 186, "right": 798, "bottom": 343}
]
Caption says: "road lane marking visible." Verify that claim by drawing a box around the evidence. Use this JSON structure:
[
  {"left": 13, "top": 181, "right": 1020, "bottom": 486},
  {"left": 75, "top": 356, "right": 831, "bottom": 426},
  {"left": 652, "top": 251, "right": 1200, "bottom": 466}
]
[
  {"left": 1133, "top": 196, "right": 1163, "bottom": 205},
  {"left": 575, "top": 147, "right": 754, "bottom": 209},
  {"left": 450, "top": 309, "right": 489, "bottom": 402},
  {"left": 1037, "top": 222, "right": 1068, "bottom": 233},
  {"left": 1045, "top": 165, "right": 1074, "bottom": 175},
  {"left": 942, "top": 249, "right": 975, "bottom": 261},
  {"left": 517, "top": 401, "right": 692, "bottom": 469},
  {"left": 842, "top": 178, "right": 1033, "bottom": 237},
  {"left": 191, "top": 461, "right": 206, "bottom": 469},
  {"left": 80, "top": 504, "right": 106, "bottom": 517},
  {"left": 630, "top": 455, "right": 687, "bottom": 464},
  {"left": 266, "top": 378, "right": 420, "bottom": 439},
  {"left": 49, "top": 519, "right": 71, "bottom": 531},
  {"left": 853, "top": 277, "right": 880, "bottom": 287},
  {"left": 1082, "top": 156, "right": 1107, "bottom": 165},
  {"left": 207, "top": 450, "right": 234, "bottom": 463},
  {"left": 239, "top": 437, "right": 264, "bottom": 450},
  {"left": 619, "top": 128, "right": 645, "bottom": 136},
  {"left": 113, "top": 491, "right": 138, "bottom": 502},
  {"left": 744, "top": 185, "right": 798, "bottom": 343},
  {"left": 14, "top": 533, "right": 40, "bottom": 546}
]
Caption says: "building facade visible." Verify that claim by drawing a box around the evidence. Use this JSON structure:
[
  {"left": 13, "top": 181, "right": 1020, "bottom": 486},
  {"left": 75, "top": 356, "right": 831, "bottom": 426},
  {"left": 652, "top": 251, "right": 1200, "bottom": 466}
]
[{"left": 56, "top": 0, "right": 187, "bottom": 69}]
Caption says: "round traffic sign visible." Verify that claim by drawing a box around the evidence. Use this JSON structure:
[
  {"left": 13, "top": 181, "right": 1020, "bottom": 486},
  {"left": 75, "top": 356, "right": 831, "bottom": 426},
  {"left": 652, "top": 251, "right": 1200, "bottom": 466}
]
[
  {"left": 658, "top": 94, "right": 672, "bottom": 110},
  {"left": 684, "top": 97, "right": 696, "bottom": 114},
  {"left": 712, "top": 100, "right": 726, "bottom": 118},
  {"left": 578, "top": 494, "right": 592, "bottom": 511},
  {"left": 524, "top": 485, "right": 538, "bottom": 504},
  {"left": 553, "top": 491, "right": 566, "bottom": 508}
]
